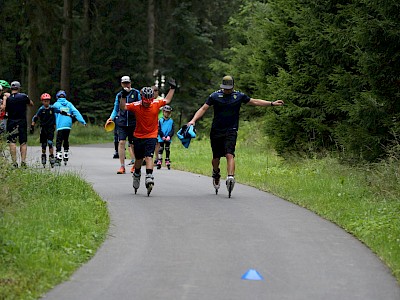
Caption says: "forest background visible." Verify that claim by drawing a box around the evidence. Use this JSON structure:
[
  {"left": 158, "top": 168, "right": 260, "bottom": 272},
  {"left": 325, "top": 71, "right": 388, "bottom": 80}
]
[{"left": 1, "top": 0, "right": 399, "bottom": 162}]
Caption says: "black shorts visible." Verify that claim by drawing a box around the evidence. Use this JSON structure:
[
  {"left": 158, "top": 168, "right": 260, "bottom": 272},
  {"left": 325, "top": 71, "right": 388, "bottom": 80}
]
[
  {"left": 133, "top": 138, "right": 157, "bottom": 159},
  {"left": 40, "top": 127, "right": 55, "bottom": 145},
  {"left": 210, "top": 130, "right": 238, "bottom": 159},
  {"left": 6, "top": 119, "right": 27, "bottom": 144},
  {"left": 118, "top": 125, "right": 135, "bottom": 144}
]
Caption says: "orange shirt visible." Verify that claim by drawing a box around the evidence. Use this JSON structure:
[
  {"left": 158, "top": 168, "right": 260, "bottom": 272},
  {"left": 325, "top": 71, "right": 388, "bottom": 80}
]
[{"left": 126, "top": 99, "right": 167, "bottom": 138}]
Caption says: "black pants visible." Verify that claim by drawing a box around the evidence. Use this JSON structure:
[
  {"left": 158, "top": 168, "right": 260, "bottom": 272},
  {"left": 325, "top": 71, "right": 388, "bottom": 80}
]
[{"left": 56, "top": 129, "right": 71, "bottom": 152}]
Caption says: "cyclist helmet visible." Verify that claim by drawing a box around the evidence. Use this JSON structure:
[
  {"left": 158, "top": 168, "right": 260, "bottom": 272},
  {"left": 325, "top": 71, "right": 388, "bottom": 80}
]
[
  {"left": 40, "top": 93, "right": 51, "bottom": 101},
  {"left": 0, "top": 80, "right": 10, "bottom": 89},
  {"left": 141, "top": 87, "right": 154, "bottom": 104},
  {"left": 56, "top": 90, "right": 66, "bottom": 99},
  {"left": 162, "top": 105, "right": 172, "bottom": 112}
]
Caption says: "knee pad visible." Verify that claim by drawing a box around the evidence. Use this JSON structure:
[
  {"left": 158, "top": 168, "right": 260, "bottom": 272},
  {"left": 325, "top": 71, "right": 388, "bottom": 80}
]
[
  {"left": 41, "top": 142, "right": 47, "bottom": 149},
  {"left": 47, "top": 140, "right": 53, "bottom": 148}
]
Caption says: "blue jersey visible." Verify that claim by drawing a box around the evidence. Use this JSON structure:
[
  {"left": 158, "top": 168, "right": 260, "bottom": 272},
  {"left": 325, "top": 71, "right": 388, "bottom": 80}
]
[
  {"left": 157, "top": 117, "right": 174, "bottom": 143},
  {"left": 110, "top": 89, "right": 141, "bottom": 127},
  {"left": 205, "top": 90, "right": 250, "bottom": 135},
  {"left": 32, "top": 105, "right": 58, "bottom": 128}
]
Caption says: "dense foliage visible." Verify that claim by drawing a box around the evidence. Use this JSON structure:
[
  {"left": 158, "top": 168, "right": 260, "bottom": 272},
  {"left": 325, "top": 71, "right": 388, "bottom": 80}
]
[
  {"left": 223, "top": 0, "right": 400, "bottom": 161},
  {"left": 0, "top": 0, "right": 239, "bottom": 126},
  {"left": 1, "top": 0, "right": 399, "bottom": 161}
]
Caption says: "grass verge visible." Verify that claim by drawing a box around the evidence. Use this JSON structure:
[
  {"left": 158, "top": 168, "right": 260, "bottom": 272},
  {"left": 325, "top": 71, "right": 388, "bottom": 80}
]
[
  {"left": 0, "top": 162, "right": 109, "bottom": 299},
  {"left": 171, "top": 120, "right": 400, "bottom": 283}
]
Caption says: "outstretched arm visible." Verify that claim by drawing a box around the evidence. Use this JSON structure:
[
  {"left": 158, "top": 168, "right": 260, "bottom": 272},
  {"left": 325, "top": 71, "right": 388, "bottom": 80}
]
[
  {"left": 188, "top": 103, "right": 210, "bottom": 126},
  {"left": 248, "top": 98, "right": 284, "bottom": 107}
]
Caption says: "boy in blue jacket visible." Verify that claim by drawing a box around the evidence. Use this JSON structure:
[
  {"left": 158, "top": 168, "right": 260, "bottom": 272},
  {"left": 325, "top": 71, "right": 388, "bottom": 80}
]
[
  {"left": 156, "top": 105, "right": 174, "bottom": 169},
  {"left": 53, "top": 90, "right": 87, "bottom": 166}
]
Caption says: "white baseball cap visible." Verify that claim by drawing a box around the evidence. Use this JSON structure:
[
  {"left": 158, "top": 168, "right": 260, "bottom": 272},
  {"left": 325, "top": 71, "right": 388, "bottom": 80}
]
[{"left": 121, "top": 76, "right": 131, "bottom": 83}]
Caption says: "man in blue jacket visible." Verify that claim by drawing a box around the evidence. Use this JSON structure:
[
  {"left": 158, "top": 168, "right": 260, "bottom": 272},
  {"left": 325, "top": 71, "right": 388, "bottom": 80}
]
[
  {"left": 107, "top": 76, "right": 141, "bottom": 174},
  {"left": 53, "top": 90, "right": 87, "bottom": 166}
]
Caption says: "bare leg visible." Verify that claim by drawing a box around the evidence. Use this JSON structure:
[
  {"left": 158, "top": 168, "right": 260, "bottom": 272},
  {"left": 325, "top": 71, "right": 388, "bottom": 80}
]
[
  {"left": 118, "top": 140, "right": 126, "bottom": 166},
  {"left": 20, "top": 143, "right": 27, "bottom": 163},
  {"left": 226, "top": 153, "right": 235, "bottom": 176},
  {"left": 9, "top": 143, "right": 17, "bottom": 163},
  {"left": 212, "top": 157, "right": 220, "bottom": 171},
  {"left": 145, "top": 156, "right": 154, "bottom": 170}
]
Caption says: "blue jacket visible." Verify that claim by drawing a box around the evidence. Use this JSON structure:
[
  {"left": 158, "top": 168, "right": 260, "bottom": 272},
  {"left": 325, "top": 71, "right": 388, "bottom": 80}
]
[
  {"left": 157, "top": 117, "right": 174, "bottom": 143},
  {"left": 110, "top": 89, "right": 141, "bottom": 127},
  {"left": 53, "top": 97, "right": 86, "bottom": 130}
]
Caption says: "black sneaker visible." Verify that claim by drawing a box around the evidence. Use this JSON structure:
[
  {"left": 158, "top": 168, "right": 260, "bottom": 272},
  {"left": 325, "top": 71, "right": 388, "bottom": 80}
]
[
  {"left": 113, "top": 152, "right": 119, "bottom": 159},
  {"left": 20, "top": 162, "right": 27, "bottom": 169}
]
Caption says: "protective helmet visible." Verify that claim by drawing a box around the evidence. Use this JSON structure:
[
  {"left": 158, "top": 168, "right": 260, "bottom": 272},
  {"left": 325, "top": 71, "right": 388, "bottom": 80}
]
[
  {"left": 56, "top": 90, "right": 66, "bottom": 99},
  {"left": 163, "top": 105, "right": 172, "bottom": 112},
  {"left": 141, "top": 87, "right": 154, "bottom": 104},
  {"left": 40, "top": 93, "right": 51, "bottom": 101},
  {"left": 177, "top": 125, "right": 196, "bottom": 148},
  {"left": 0, "top": 80, "right": 10, "bottom": 89}
]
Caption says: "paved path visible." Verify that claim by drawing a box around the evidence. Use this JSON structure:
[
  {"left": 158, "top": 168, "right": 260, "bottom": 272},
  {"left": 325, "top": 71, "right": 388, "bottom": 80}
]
[{"left": 24, "top": 145, "right": 399, "bottom": 300}]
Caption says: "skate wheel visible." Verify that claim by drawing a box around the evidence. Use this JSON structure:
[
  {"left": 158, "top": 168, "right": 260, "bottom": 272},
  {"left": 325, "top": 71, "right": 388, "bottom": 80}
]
[{"left": 215, "top": 189, "right": 218, "bottom": 195}]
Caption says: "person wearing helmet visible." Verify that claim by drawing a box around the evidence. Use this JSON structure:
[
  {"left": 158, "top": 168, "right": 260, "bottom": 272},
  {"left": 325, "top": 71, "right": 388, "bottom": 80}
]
[
  {"left": 31, "top": 93, "right": 61, "bottom": 167},
  {"left": 187, "top": 75, "right": 284, "bottom": 196},
  {"left": 153, "top": 85, "right": 166, "bottom": 163},
  {"left": 2, "top": 81, "right": 34, "bottom": 168},
  {"left": 53, "top": 90, "right": 87, "bottom": 166},
  {"left": 119, "top": 79, "right": 177, "bottom": 194},
  {"left": 0, "top": 80, "right": 11, "bottom": 134},
  {"left": 155, "top": 105, "right": 175, "bottom": 169},
  {"left": 107, "top": 76, "right": 141, "bottom": 174}
]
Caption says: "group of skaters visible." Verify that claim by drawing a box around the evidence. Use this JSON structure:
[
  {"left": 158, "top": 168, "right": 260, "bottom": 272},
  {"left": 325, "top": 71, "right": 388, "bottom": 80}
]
[
  {"left": 108, "top": 76, "right": 177, "bottom": 195},
  {"left": 0, "top": 80, "right": 86, "bottom": 168},
  {"left": 1, "top": 75, "right": 284, "bottom": 197},
  {"left": 108, "top": 75, "right": 284, "bottom": 197}
]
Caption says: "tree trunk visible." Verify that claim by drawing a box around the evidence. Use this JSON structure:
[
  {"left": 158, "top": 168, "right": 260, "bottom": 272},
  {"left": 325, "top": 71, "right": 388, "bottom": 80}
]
[
  {"left": 61, "top": 0, "right": 73, "bottom": 97},
  {"left": 147, "top": 0, "right": 155, "bottom": 80},
  {"left": 27, "top": 45, "right": 39, "bottom": 125}
]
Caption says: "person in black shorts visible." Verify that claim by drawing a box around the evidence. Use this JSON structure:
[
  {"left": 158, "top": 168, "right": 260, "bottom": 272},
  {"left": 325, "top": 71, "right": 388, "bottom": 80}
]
[
  {"left": 188, "top": 75, "right": 284, "bottom": 194},
  {"left": 31, "top": 93, "right": 58, "bottom": 167},
  {"left": 3, "top": 81, "right": 33, "bottom": 168},
  {"left": 107, "top": 76, "right": 141, "bottom": 174}
]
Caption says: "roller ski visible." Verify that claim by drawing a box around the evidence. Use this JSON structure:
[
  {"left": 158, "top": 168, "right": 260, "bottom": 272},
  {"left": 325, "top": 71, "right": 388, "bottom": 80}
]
[
  {"left": 156, "top": 159, "right": 162, "bottom": 169},
  {"left": 145, "top": 174, "right": 154, "bottom": 196},
  {"left": 49, "top": 154, "right": 56, "bottom": 168},
  {"left": 226, "top": 176, "right": 235, "bottom": 198},
  {"left": 212, "top": 169, "right": 221, "bottom": 195},
  {"left": 41, "top": 154, "right": 47, "bottom": 168},
  {"left": 165, "top": 158, "right": 171, "bottom": 170},
  {"left": 63, "top": 150, "right": 69, "bottom": 166},
  {"left": 132, "top": 172, "right": 141, "bottom": 194}
]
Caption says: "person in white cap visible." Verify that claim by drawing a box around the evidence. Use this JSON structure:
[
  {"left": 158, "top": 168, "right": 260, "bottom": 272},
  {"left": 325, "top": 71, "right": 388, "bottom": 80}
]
[
  {"left": 188, "top": 75, "right": 284, "bottom": 196},
  {"left": 3, "top": 81, "right": 34, "bottom": 168},
  {"left": 107, "top": 76, "right": 141, "bottom": 174}
]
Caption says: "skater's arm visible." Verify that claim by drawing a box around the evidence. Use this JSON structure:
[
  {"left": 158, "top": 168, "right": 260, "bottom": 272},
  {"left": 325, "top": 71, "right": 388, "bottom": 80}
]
[
  {"left": 69, "top": 104, "right": 87, "bottom": 125},
  {"left": 188, "top": 104, "right": 210, "bottom": 126},
  {"left": 248, "top": 98, "right": 284, "bottom": 107}
]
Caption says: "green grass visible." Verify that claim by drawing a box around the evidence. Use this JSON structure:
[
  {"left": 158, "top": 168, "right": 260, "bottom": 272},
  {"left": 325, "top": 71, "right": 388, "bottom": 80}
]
[
  {"left": 0, "top": 161, "right": 109, "bottom": 300},
  {"left": 171, "top": 120, "right": 400, "bottom": 283}
]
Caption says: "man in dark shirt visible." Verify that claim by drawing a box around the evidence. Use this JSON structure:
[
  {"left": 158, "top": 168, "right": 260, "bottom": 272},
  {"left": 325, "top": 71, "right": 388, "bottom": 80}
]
[
  {"left": 188, "top": 75, "right": 284, "bottom": 195},
  {"left": 3, "top": 81, "right": 34, "bottom": 168}
]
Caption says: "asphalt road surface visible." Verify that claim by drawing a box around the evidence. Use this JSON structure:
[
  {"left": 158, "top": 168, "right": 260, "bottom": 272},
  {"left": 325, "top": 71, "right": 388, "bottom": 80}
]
[{"left": 24, "top": 145, "right": 399, "bottom": 300}]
